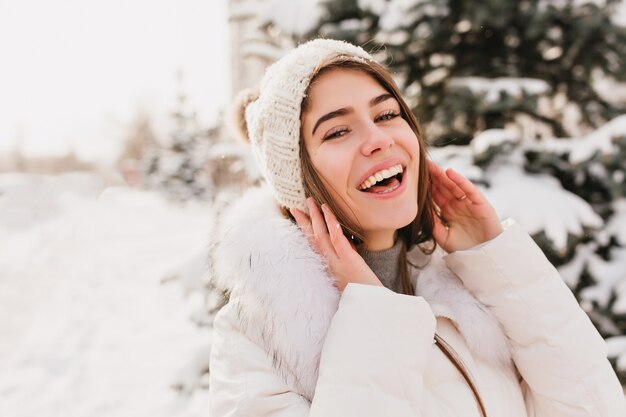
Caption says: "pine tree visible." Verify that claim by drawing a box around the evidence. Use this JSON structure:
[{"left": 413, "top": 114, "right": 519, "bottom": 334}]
[{"left": 142, "top": 71, "right": 215, "bottom": 201}]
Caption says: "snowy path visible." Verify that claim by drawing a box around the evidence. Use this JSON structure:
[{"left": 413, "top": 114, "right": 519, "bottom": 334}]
[{"left": 0, "top": 173, "right": 213, "bottom": 417}]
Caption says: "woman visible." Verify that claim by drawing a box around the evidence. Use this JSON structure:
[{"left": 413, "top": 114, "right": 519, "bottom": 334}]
[{"left": 208, "top": 39, "right": 625, "bottom": 417}]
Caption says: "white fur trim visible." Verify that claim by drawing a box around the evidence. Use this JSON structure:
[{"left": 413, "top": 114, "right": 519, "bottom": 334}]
[
  {"left": 411, "top": 250, "right": 512, "bottom": 366},
  {"left": 210, "top": 187, "right": 511, "bottom": 399}
]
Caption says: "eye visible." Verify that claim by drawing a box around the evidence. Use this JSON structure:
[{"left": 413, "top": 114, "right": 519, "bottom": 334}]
[
  {"left": 376, "top": 110, "right": 400, "bottom": 122},
  {"left": 322, "top": 127, "right": 349, "bottom": 141}
]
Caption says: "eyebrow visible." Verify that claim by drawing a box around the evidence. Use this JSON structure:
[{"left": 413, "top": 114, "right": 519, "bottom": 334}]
[{"left": 311, "top": 93, "right": 395, "bottom": 136}]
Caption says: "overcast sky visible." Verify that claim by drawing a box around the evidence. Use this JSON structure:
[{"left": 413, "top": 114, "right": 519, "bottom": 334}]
[{"left": 0, "top": 0, "right": 229, "bottom": 166}]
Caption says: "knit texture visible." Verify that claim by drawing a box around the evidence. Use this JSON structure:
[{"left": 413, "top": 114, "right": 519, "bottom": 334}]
[
  {"left": 358, "top": 239, "right": 403, "bottom": 293},
  {"left": 244, "top": 39, "right": 373, "bottom": 211}
]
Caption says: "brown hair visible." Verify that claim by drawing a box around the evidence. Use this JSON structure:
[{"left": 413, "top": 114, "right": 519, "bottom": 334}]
[{"left": 282, "top": 55, "right": 437, "bottom": 295}]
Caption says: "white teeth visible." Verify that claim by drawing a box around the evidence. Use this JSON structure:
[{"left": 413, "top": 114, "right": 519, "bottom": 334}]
[{"left": 359, "top": 164, "right": 403, "bottom": 190}]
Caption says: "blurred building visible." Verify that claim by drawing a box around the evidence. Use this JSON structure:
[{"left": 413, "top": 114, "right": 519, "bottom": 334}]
[{"left": 228, "top": 0, "right": 292, "bottom": 94}]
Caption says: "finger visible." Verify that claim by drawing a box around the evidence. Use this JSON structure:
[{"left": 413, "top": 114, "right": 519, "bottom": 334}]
[
  {"left": 321, "top": 204, "right": 353, "bottom": 258},
  {"left": 445, "top": 168, "right": 485, "bottom": 204},
  {"left": 428, "top": 160, "right": 469, "bottom": 200},
  {"left": 439, "top": 169, "right": 468, "bottom": 200},
  {"left": 307, "top": 198, "right": 336, "bottom": 257},
  {"left": 430, "top": 184, "right": 450, "bottom": 213},
  {"left": 290, "top": 208, "right": 313, "bottom": 236},
  {"left": 291, "top": 207, "right": 322, "bottom": 253}
]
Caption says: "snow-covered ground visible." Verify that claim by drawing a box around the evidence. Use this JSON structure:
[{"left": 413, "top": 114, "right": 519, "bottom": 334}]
[{"left": 0, "top": 172, "right": 213, "bottom": 417}]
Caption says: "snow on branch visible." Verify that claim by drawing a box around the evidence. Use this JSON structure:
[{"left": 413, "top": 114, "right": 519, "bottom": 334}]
[
  {"left": 569, "top": 114, "right": 626, "bottom": 164},
  {"left": 607, "top": 198, "right": 626, "bottom": 246},
  {"left": 471, "top": 129, "right": 520, "bottom": 155},
  {"left": 581, "top": 247, "right": 626, "bottom": 312},
  {"left": 259, "top": 0, "right": 324, "bottom": 36},
  {"left": 448, "top": 77, "right": 551, "bottom": 104},
  {"left": 482, "top": 164, "right": 603, "bottom": 253},
  {"left": 428, "top": 145, "right": 483, "bottom": 181},
  {"left": 607, "top": 335, "right": 626, "bottom": 375}
]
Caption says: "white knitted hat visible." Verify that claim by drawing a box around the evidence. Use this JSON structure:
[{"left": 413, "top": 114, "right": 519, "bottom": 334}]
[{"left": 241, "top": 39, "right": 374, "bottom": 212}]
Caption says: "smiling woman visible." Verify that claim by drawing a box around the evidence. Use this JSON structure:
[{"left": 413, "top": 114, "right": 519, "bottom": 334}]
[{"left": 208, "top": 39, "right": 626, "bottom": 417}]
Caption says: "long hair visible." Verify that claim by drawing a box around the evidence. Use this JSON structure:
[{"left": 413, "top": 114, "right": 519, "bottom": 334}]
[{"left": 282, "top": 56, "right": 437, "bottom": 295}]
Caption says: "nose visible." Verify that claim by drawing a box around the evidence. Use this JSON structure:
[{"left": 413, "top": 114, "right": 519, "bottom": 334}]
[{"left": 360, "top": 122, "right": 393, "bottom": 156}]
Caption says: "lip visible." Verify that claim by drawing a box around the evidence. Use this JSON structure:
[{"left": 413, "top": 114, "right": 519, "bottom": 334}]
[{"left": 356, "top": 157, "right": 407, "bottom": 190}]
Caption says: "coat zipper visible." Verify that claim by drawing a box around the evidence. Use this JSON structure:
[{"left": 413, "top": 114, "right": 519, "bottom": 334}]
[{"left": 434, "top": 332, "right": 488, "bottom": 417}]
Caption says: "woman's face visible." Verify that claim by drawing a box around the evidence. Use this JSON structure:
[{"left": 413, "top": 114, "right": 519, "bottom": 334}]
[{"left": 301, "top": 68, "right": 421, "bottom": 250}]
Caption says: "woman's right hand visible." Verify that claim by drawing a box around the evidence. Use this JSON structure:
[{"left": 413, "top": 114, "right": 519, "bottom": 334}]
[{"left": 290, "top": 198, "right": 383, "bottom": 292}]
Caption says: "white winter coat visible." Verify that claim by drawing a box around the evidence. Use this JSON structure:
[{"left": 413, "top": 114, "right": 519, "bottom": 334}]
[{"left": 208, "top": 186, "right": 626, "bottom": 417}]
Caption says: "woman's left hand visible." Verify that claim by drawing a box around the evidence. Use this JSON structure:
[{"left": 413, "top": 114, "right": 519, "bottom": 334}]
[{"left": 428, "top": 160, "right": 503, "bottom": 253}]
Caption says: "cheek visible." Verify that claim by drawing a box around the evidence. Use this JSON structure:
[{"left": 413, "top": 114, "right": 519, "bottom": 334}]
[
  {"left": 398, "top": 125, "right": 420, "bottom": 148},
  {"left": 311, "top": 148, "right": 352, "bottom": 187}
]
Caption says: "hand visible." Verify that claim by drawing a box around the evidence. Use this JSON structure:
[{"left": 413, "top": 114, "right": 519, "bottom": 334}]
[
  {"left": 428, "top": 160, "right": 503, "bottom": 253},
  {"left": 290, "top": 198, "right": 383, "bottom": 292}
]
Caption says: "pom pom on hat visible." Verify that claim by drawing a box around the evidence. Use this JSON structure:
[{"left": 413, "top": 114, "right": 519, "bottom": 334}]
[
  {"left": 227, "top": 86, "right": 259, "bottom": 144},
  {"left": 235, "top": 38, "right": 373, "bottom": 212}
]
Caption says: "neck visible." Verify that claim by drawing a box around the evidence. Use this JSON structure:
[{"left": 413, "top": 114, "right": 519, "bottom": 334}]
[{"left": 362, "top": 229, "right": 397, "bottom": 251}]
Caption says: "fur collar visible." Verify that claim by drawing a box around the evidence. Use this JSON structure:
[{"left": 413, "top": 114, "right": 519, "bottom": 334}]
[{"left": 209, "top": 186, "right": 511, "bottom": 401}]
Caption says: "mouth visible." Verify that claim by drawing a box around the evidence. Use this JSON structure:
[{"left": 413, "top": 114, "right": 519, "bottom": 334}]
[{"left": 358, "top": 163, "right": 404, "bottom": 194}]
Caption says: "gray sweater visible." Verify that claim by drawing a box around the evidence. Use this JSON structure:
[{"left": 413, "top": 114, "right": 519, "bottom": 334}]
[{"left": 358, "top": 239, "right": 403, "bottom": 293}]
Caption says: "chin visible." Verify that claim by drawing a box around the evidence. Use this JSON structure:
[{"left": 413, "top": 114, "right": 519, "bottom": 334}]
[{"left": 363, "top": 204, "right": 418, "bottom": 232}]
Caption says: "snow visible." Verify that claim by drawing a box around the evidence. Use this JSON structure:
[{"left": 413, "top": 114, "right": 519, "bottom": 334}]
[
  {"left": 539, "top": 0, "right": 607, "bottom": 11},
  {"left": 428, "top": 145, "right": 484, "bottom": 181},
  {"left": 505, "top": 113, "right": 626, "bottom": 166},
  {"left": 337, "top": 18, "right": 366, "bottom": 32},
  {"left": 481, "top": 158, "right": 603, "bottom": 253},
  {"left": 558, "top": 241, "right": 598, "bottom": 288},
  {"left": 607, "top": 336, "right": 626, "bottom": 374},
  {"left": 259, "top": 0, "right": 324, "bottom": 37},
  {"left": 0, "top": 172, "right": 213, "bottom": 417},
  {"left": 614, "top": 0, "right": 626, "bottom": 26},
  {"left": 607, "top": 199, "right": 626, "bottom": 245},
  {"left": 357, "top": 0, "right": 446, "bottom": 32},
  {"left": 358, "top": 0, "right": 387, "bottom": 15},
  {"left": 607, "top": 335, "right": 626, "bottom": 357},
  {"left": 581, "top": 247, "right": 626, "bottom": 310},
  {"left": 0, "top": 172, "right": 105, "bottom": 230},
  {"left": 422, "top": 67, "right": 450, "bottom": 86},
  {"left": 448, "top": 77, "right": 551, "bottom": 103},
  {"left": 378, "top": 0, "right": 416, "bottom": 32},
  {"left": 525, "top": 136, "right": 576, "bottom": 156},
  {"left": 471, "top": 129, "right": 520, "bottom": 155},
  {"left": 569, "top": 114, "right": 626, "bottom": 164}
]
